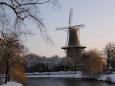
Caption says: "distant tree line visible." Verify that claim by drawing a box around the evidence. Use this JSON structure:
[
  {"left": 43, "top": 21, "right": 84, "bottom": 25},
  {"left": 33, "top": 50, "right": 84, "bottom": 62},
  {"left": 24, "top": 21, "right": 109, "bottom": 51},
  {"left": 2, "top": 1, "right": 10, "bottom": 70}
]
[
  {"left": 24, "top": 54, "right": 75, "bottom": 72},
  {"left": 24, "top": 42, "right": 115, "bottom": 75}
]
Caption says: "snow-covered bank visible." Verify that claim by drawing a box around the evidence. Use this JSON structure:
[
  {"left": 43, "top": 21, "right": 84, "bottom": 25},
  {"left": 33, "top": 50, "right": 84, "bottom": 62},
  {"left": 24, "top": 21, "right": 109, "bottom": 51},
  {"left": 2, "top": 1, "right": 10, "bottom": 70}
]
[
  {"left": 97, "top": 74, "right": 115, "bottom": 83},
  {"left": 26, "top": 71, "right": 115, "bottom": 84},
  {"left": 26, "top": 71, "right": 82, "bottom": 78},
  {"left": 27, "top": 73, "right": 82, "bottom": 78},
  {"left": 0, "top": 81, "right": 23, "bottom": 86}
]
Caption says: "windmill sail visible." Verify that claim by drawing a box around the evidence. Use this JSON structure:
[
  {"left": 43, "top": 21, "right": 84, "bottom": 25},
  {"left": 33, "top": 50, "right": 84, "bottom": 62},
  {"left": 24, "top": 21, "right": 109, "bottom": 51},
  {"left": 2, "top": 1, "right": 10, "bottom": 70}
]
[{"left": 69, "top": 8, "right": 73, "bottom": 27}]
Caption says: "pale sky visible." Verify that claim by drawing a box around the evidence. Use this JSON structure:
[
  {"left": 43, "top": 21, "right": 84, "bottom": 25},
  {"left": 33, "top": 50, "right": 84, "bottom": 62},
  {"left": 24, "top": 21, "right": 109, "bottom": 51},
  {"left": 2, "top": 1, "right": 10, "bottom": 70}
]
[{"left": 24, "top": 0, "right": 115, "bottom": 57}]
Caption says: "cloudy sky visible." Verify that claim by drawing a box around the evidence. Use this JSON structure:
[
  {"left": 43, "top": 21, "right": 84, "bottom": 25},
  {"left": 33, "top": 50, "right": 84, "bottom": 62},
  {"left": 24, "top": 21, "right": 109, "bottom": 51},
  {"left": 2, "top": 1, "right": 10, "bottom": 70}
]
[{"left": 24, "top": 0, "right": 115, "bottom": 57}]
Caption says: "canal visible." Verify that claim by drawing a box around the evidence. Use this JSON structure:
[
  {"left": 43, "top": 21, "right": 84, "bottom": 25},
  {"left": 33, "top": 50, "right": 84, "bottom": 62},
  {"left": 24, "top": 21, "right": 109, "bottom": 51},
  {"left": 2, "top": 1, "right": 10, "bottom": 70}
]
[{"left": 26, "top": 78, "right": 115, "bottom": 86}]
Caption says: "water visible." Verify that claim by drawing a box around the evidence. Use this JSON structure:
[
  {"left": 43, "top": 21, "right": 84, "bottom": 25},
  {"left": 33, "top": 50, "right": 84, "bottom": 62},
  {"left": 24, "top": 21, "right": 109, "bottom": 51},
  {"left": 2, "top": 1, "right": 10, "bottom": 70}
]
[{"left": 26, "top": 78, "right": 115, "bottom": 86}]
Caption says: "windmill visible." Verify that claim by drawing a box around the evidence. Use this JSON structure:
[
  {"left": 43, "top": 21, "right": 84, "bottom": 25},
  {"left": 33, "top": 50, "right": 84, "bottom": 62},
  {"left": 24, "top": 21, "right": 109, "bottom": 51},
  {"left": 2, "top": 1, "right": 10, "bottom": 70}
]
[{"left": 56, "top": 9, "right": 86, "bottom": 72}]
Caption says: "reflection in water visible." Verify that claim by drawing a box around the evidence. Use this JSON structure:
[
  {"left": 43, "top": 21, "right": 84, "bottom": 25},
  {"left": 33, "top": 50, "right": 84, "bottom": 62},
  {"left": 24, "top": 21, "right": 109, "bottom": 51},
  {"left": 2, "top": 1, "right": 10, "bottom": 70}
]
[{"left": 26, "top": 78, "right": 114, "bottom": 86}]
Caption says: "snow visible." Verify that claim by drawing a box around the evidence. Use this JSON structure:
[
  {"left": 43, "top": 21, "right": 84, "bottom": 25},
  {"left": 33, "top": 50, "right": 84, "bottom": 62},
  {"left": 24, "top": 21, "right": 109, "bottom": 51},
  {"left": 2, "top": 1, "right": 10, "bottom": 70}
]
[
  {"left": 97, "top": 74, "right": 115, "bottom": 83},
  {"left": 0, "top": 81, "right": 23, "bottom": 86},
  {"left": 27, "top": 73, "right": 82, "bottom": 78},
  {"left": 26, "top": 71, "right": 82, "bottom": 78}
]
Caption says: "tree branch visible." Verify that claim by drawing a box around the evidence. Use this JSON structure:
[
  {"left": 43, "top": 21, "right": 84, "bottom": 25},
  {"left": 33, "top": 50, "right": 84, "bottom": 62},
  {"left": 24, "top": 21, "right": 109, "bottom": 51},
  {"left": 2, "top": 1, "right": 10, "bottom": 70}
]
[
  {"left": 15, "top": 0, "right": 50, "bottom": 8},
  {"left": 0, "top": 2, "right": 22, "bottom": 19}
]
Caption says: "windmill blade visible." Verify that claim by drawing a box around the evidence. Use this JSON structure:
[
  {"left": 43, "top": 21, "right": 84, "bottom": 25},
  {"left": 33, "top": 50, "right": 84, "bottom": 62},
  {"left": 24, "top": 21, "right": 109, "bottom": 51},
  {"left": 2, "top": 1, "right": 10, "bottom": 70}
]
[
  {"left": 65, "top": 30, "right": 69, "bottom": 46},
  {"left": 68, "top": 8, "right": 73, "bottom": 26},
  {"left": 73, "top": 24, "right": 85, "bottom": 28},
  {"left": 56, "top": 26, "right": 69, "bottom": 30}
]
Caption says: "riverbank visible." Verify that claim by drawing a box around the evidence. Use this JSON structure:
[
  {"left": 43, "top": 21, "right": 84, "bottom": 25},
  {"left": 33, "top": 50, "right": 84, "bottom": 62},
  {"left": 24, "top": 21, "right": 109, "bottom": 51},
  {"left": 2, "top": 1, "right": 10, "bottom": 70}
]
[
  {"left": 26, "top": 71, "right": 82, "bottom": 78},
  {"left": 0, "top": 81, "right": 22, "bottom": 86},
  {"left": 97, "top": 74, "right": 115, "bottom": 83},
  {"left": 26, "top": 71, "right": 115, "bottom": 84},
  {"left": 1, "top": 72, "right": 115, "bottom": 86}
]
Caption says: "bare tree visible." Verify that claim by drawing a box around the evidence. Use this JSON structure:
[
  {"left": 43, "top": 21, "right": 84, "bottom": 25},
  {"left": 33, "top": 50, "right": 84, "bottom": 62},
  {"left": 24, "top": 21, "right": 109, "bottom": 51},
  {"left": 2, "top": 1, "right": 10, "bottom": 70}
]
[
  {"left": 0, "top": 37, "right": 7, "bottom": 44},
  {"left": 0, "top": 0, "right": 59, "bottom": 39},
  {"left": 0, "top": 32, "right": 27, "bottom": 83},
  {"left": 0, "top": 0, "right": 59, "bottom": 83},
  {"left": 104, "top": 42, "right": 115, "bottom": 73},
  {"left": 82, "top": 49, "right": 104, "bottom": 77}
]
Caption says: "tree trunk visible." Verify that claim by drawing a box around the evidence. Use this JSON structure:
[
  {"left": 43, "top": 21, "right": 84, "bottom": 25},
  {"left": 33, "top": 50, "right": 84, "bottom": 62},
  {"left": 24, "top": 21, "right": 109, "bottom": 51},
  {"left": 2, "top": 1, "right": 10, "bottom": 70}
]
[{"left": 5, "top": 60, "right": 9, "bottom": 83}]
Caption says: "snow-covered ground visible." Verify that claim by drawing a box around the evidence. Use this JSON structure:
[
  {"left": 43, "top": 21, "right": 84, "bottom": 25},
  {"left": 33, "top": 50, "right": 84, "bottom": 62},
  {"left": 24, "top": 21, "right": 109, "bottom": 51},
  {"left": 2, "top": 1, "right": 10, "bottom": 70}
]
[{"left": 0, "top": 81, "right": 22, "bottom": 86}]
